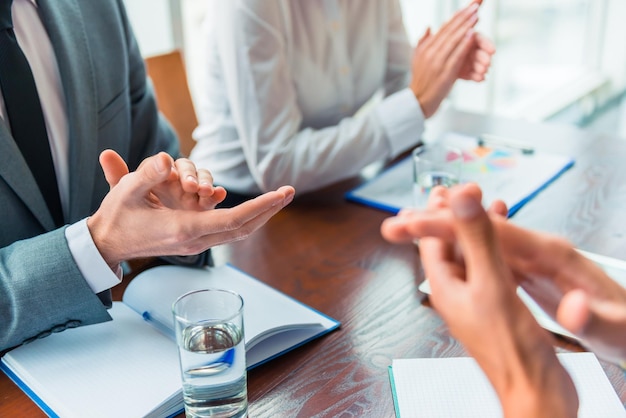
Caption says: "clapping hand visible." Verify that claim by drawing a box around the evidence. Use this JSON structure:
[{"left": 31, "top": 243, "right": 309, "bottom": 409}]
[
  {"left": 381, "top": 184, "right": 578, "bottom": 417},
  {"left": 409, "top": 1, "right": 495, "bottom": 118},
  {"left": 88, "top": 150, "right": 295, "bottom": 270}
]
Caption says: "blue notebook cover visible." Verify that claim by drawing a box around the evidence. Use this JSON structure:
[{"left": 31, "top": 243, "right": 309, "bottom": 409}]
[{"left": 346, "top": 132, "right": 575, "bottom": 217}]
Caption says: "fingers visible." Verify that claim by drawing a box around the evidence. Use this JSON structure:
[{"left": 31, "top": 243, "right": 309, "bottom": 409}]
[
  {"left": 381, "top": 209, "right": 455, "bottom": 244},
  {"left": 495, "top": 223, "right": 580, "bottom": 278},
  {"left": 198, "top": 186, "right": 227, "bottom": 210},
  {"left": 475, "top": 33, "right": 496, "bottom": 55},
  {"left": 431, "top": 3, "right": 479, "bottom": 54},
  {"left": 443, "top": 28, "right": 478, "bottom": 79},
  {"left": 124, "top": 152, "right": 175, "bottom": 195},
  {"left": 174, "top": 158, "right": 217, "bottom": 195},
  {"left": 417, "top": 27, "right": 431, "bottom": 46},
  {"left": 438, "top": 2, "right": 479, "bottom": 39},
  {"left": 488, "top": 199, "right": 508, "bottom": 218},
  {"left": 463, "top": 40, "right": 495, "bottom": 80},
  {"left": 557, "top": 289, "right": 591, "bottom": 335},
  {"left": 447, "top": 185, "right": 503, "bottom": 285},
  {"left": 189, "top": 186, "right": 296, "bottom": 247},
  {"left": 99, "top": 149, "right": 130, "bottom": 189},
  {"left": 459, "top": 182, "right": 483, "bottom": 202},
  {"left": 426, "top": 185, "right": 449, "bottom": 210},
  {"left": 230, "top": 186, "right": 295, "bottom": 232},
  {"left": 229, "top": 186, "right": 295, "bottom": 224},
  {"left": 418, "top": 187, "right": 467, "bottom": 301},
  {"left": 381, "top": 185, "right": 462, "bottom": 244},
  {"left": 144, "top": 156, "right": 227, "bottom": 210},
  {"left": 420, "top": 235, "right": 464, "bottom": 297}
]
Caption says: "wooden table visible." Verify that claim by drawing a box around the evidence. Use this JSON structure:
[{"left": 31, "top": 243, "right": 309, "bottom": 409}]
[{"left": 2, "top": 109, "right": 626, "bottom": 417}]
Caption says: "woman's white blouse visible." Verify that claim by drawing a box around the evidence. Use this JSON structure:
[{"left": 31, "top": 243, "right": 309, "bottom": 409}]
[{"left": 191, "top": 0, "right": 424, "bottom": 194}]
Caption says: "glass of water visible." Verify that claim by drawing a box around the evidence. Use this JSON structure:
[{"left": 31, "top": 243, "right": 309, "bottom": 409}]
[
  {"left": 172, "top": 289, "right": 247, "bottom": 418},
  {"left": 412, "top": 143, "right": 463, "bottom": 208}
]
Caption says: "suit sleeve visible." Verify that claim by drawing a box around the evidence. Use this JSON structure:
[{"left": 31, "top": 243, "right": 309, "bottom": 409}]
[
  {"left": 0, "top": 1, "right": 205, "bottom": 352},
  {"left": 0, "top": 229, "right": 113, "bottom": 351}
]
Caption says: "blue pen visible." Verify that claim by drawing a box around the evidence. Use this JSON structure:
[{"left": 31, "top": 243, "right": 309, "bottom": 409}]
[
  {"left": 144, "top": 311, "right": 236, "bottom": 374},
  {"left": 142, "top": 311, "right": 176, "bottom": 339},
  {"left": 186, "top": 348, "right": 235, "bottom": 376}
]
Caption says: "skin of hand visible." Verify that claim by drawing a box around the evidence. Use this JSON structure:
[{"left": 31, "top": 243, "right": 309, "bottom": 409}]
[
  {"left": 410, "top": 0, "right": 496, "bottom": 118},
  {"left": 381, "top": 183, "right": 626, "bottom": 364},
  {"left": 383, "top": 185, "right": 578, "bottom": 418},
  {"left": 87, "top": 150, "right": 295, "bottom": 270}
]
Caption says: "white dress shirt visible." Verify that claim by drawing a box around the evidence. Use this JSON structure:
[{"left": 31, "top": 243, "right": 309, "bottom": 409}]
[
  {"left": 191, "top": 0, "right": 424, "bottom": 195},
  {"left": 0, "top": 0, "right": 121, "bottom": 293}
]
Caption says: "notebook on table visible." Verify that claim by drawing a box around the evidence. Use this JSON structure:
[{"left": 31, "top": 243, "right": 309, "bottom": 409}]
[
  {"left": 389, "top": 353, "right": 626, "bottom": 418},
  {"left": 1, "top": 264, "right": 340, "bottom": 418},
  {"left": 346, "top": 132, "right": 575, "bottom": 217}
]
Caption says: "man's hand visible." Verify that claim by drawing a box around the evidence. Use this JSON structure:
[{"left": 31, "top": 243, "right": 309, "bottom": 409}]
[
  {"left": 88, "top": 150, "right": 295, "bottom": 270},
  {"left": 409, "top": 1, "right": 495, "bottom": 118},
  {"left": 99, "top": 149, "right": 227, "bottom": 210}
]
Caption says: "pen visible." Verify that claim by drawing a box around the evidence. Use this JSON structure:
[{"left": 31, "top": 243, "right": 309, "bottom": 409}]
[
  {"left": 142, "top": 311, "right": 175, "bottom": 339},
  {"left": 477, "top": 133, "right": 535, "bottom": 155}
]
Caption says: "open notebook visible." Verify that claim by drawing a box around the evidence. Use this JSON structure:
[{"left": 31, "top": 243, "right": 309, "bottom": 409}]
[
  {"left": 346, "top": 132, "right": 574, "bottom": 216},
  {"left": 418, "top": 250, "right": 626, "bottom": 342},
  {"left": 390, "top": 353, "right": 626, "bottom": 418},
  {"left": 0, "top": 264, "right": 340, "bottom": 418}
]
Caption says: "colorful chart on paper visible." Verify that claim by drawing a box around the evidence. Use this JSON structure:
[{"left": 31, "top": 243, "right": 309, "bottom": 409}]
[
  {"left": 346, "top": 132, "right": 575, "bottom": 217},
  {"left": 462, "top": 147, "right": 517, "bottom": 174}
]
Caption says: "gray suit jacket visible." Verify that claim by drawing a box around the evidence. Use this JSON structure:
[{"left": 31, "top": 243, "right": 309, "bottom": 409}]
[{"left": 0, "top": 0, "right": 179, "bottom": 351}]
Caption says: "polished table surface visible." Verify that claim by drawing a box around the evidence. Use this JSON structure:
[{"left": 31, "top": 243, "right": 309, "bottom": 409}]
[{"left": 2, "top": 109, "right": 626, "bottom": 417}]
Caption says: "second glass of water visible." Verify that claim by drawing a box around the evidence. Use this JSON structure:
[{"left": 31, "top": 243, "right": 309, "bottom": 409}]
[
  {"left": 412, "top": 144, "right": 463, "bottom": 208},
  {"left": 172, "top": 289, "right": 247, "bottom": 418}
]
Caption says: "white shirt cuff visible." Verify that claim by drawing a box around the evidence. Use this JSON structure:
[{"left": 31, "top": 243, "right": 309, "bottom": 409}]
[
  {"left": 65, "top": 218, "right": 122, "bottom": 294},
  {"left": 375, "top": 88, "right": 425, "bottom": 156}
]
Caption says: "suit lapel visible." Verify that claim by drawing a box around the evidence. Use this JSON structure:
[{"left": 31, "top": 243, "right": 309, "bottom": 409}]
[
  {"left": 0, "top": 121, "right": 56, "bottom": 229},
  {"left": 38, "top": 0, "right": 98, "bottom": 223}
]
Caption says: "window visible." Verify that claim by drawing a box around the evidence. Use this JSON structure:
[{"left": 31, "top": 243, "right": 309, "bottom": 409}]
[
  {"left": 127, "top": 0, "right": 626, "bottom": 127},
  {"left": 400, "top": 0, "right": 625, "bottom": 124}
]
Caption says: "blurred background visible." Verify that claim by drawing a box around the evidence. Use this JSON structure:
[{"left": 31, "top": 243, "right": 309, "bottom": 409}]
[{"left": 123, "top": 0, "right": 626, "bottom": 138}]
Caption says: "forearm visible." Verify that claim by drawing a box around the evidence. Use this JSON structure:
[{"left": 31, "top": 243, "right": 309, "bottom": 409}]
[
  {"left": 257, "top": 113, "right": 421, "bottom": 193},
  {"left": 0, "top": 229, "right": 112, "bottom": 351},
  {"left": 469, "top": 319, "right": 578, "bottom": 418},
  {"left": 493, "top": 349, "right": 577, "bottom": 418}
]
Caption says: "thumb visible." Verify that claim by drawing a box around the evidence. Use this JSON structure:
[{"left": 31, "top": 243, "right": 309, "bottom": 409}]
[
  {"left": 556, "top": 289, "right": 590, "bottom": 335},
  {"left": 99, "top": 149, "right": 129, "bottom": 189},
  {"left": 449, "top": 186, "right": 500, "bottom": 282}
]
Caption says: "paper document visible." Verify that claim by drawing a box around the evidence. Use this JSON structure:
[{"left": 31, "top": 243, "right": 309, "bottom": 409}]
[
  {"left": 346, "top": 132, "right": 574, "bottom": 216},
  {"left": 418, "top": 249, "right": 626, "bottom": 342}
]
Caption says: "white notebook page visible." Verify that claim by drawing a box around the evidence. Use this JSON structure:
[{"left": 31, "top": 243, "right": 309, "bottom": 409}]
[{"left": 391, "top": 353, "right": 626, "bottom": 418}]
